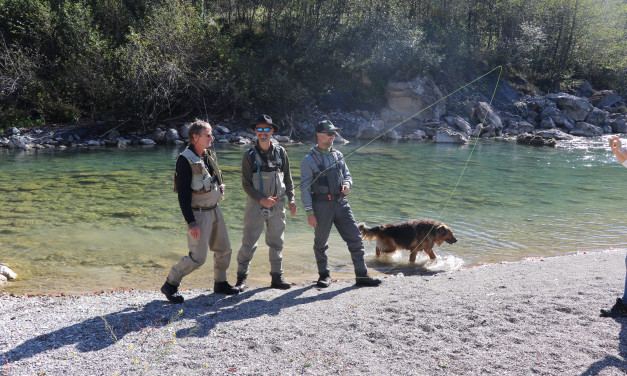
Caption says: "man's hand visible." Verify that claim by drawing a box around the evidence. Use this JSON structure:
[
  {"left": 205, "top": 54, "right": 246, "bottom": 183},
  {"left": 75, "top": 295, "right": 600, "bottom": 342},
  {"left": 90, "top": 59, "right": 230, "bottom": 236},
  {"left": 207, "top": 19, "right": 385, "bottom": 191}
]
[
  {"left": 188, "top": 225, "right": 200, "bottom": 240},
  {"left": 289, "top": 201, "right": 297, "bottom": 216},
  {"left": 341, "top": 184, "right": 350, "bottom": 195},
  {"left": 260, "top": 196, "right": 277, "bottom": 208},
  {"left": 307, "top": 214, "right": 317, "bottom": 227}
]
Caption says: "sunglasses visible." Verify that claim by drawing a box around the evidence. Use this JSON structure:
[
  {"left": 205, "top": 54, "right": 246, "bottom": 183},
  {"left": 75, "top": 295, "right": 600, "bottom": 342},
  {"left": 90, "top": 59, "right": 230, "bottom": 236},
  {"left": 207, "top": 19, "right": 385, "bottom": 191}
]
[{"left": 256, "top": 127, "right": 272, "bottom": 133}]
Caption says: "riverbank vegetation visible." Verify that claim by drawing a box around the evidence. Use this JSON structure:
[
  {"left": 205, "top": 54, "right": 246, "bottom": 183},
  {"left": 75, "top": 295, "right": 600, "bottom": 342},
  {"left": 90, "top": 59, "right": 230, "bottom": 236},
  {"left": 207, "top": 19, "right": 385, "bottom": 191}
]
[{"left": 1, "top": 0, "right": 625, "bottom": 129}]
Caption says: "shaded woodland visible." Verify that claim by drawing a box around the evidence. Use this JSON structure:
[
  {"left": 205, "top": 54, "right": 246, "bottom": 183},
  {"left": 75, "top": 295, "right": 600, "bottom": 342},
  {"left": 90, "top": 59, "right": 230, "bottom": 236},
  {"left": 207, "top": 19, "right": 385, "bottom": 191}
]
[{"left": 1, "top": 0, "right": 625, "bottom": 128}]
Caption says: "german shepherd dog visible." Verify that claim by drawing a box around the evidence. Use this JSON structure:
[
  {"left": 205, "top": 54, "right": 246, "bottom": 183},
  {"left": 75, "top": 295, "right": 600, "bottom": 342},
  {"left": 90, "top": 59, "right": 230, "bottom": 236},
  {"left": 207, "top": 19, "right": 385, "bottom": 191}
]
[{"left": 358, "top": 219, "right": 457, "bottom": 262}]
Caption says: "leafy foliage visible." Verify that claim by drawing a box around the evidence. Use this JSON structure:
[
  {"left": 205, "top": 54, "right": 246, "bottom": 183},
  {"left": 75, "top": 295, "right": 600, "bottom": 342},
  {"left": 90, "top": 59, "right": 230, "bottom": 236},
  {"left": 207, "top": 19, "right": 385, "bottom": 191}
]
[{"left": 0, "top": 0, "right": 625, "bottom": 128}]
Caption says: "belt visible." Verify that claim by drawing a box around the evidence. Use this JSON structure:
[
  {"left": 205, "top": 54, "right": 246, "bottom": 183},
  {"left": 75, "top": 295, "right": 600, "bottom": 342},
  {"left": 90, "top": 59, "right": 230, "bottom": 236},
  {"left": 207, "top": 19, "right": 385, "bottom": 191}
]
[
  {"left": 312, "top": 194, "right": 342, "bottom": 201},
  {"left": 191, "top": 204, "right": 218, "bottom": 211}
]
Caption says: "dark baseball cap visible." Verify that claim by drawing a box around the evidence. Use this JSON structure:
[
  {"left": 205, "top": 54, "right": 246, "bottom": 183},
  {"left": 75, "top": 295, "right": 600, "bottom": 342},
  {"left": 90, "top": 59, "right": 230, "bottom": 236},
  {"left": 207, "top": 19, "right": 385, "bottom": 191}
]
[{"left": 315, "top": 120, "right": 341, "bottom": 133}]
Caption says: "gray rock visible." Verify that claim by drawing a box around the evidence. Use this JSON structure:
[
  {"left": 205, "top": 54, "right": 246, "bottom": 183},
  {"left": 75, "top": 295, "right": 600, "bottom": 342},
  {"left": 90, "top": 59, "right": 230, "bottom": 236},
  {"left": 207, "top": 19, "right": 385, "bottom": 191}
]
[
  {"left": 535, "top": 129, "right": 573, "bottom": 140},
  {"left": 150, "top": 128, "right": 167, "bottom": 143},
  {"left": 610, "top": 118, "right": 627, "bottom": 133},
  {"left": 470, "top": 102, "right": 503, "bottom": 130},
  {"left": 407, "top": 130, "right": 427, "bottom": 140},
  {"left": 433, "top": 129, "right": 468, "bottom": 144},
  {"left": 539, "top": 117, "right": 556, "bottom": 129},
  {"left": 274, "top": 135, "right": 291, "bottom": 143},
  {"left": 357, "top": 120, "right": 385, "bottom": 139},
  {"left": 216, "top": 125, "right": 231, "bottom": 134},
  {"left": 166, "top": 128, "right": 180, "bottom": 142},
  {"left": 87, "top": 140, "right": 101, "bottom": 146},
  {"left": 585, "top": 108, "right": 609, "bottom": 126},
  {"left": 516, "top": 134, "right": 556, "bottom": 147},
  {"left": 179, "top": 122, "right": 191, "bottom": 139},
  {"left": 590, "top": 90, "right": 622, "bottom": 108},
  {"left": 139, "top": 138, "right": 156, "bottom": 145},
  {"left": 546, "top": 93, "right": 593, "bottom": 122},
  {"left": 516, "top": 121, "right": 535, "bottom": 134},
  {"left": 8, "top": 127, "right": 20, "bottom": 136},
  {"left": 385, "top": 130, "right": 402, "bottom": 140},
  {"left": 570, "top": 122, "right": 602, "bottom": 137},
  {"left": 385, "top": 76, "right": 445, "bottom": 121}
]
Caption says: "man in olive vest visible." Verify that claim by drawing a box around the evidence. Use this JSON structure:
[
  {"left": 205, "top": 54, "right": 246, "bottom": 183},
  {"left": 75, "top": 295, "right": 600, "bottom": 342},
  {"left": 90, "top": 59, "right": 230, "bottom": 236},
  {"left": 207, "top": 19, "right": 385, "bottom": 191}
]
[
  {"left": 235, "top": 115, "right": 297, "bottom": 291},
  {"left": 161, "top": 120, "right": 239, "bottom": 304},
  {"left": 300, "top": 120, "right": 381, "bottom": 288}
]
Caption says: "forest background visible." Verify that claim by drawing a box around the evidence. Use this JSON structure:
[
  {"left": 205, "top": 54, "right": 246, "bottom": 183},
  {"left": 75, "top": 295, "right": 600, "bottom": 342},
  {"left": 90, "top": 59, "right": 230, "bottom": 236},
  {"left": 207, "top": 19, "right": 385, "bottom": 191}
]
[{"left": 0, "top": 0, "right": 625, "bottom": 130}]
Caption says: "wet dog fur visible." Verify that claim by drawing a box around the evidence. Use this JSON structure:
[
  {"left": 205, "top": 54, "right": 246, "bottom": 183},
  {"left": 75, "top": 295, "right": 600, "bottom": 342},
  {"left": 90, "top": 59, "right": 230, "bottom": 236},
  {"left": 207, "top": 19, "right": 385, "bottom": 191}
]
[{"left": 358, "top": 219, "right": 457, "bottom": 262}]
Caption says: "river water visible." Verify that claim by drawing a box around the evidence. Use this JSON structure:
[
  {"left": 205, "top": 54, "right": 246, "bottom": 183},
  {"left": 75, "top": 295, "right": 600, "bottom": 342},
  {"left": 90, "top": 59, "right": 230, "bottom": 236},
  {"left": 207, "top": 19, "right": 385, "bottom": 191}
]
[{"left": 1, "top": 137, "right": 626, "bottom": 294}]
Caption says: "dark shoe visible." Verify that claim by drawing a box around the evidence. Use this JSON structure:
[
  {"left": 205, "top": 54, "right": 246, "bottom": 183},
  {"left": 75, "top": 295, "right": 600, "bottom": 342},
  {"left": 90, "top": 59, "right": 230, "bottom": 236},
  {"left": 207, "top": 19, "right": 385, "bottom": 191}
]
[
  {"left": 235, "top": 273, "right": 248, "bottom": 292},
  {"left": 601, "top": 297, "right": 627, "bottom": 317},
  {"left": 316, "top": 273, "right": 331, "bottom": 288},
  {"left": 355, "top": 275, "right": 382, "bottom": 287},
  {"left": 213, "top": 281, "right": 240, "bottom": 295},
  {"left": 270, "top": 273, "right": 291, "bottom": 290},
  {"left": 160, "top": 281, "right": 184, "bottom": 304}
]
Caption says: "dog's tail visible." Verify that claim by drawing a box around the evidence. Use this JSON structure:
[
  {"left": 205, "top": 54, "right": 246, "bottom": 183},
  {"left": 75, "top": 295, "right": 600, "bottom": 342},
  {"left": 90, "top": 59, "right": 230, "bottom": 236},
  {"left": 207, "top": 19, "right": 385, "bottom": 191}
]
[{"left": 357, "top": 222, "right": 380, "bottom": 242}]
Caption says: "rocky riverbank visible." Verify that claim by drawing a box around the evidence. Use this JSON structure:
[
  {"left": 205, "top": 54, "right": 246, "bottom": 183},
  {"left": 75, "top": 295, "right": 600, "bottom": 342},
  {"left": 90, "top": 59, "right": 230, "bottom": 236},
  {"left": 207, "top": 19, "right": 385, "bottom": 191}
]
[{"left": 1, "top": 78, "right": 625, "bottom": 151}]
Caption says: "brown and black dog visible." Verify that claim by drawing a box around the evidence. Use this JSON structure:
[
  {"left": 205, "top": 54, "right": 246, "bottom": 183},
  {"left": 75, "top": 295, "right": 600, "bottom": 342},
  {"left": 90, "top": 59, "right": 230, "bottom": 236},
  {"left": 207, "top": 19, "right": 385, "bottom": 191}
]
[{"left": 358, "top": 219, "right": 457, "bottom": 262}]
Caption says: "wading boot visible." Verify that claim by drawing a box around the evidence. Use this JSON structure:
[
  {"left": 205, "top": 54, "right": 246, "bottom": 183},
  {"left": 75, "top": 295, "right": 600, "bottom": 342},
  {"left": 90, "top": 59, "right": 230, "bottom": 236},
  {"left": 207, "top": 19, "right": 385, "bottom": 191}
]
[
  {"left": 235, "top": 273, "right": 247, "bottom": 292},
  {"left": 316, "top": 273, "right": 331, "bottom": 288},
  {"left": 270, "top": 273, "right": 291, "bottom": 290},
  {"left": 355, "top": 274, "right": 382, "bottom": 287},
  {"left": 213, "top": 281, "right": 240, "bottom": 295},
  {"left": 160, "top": 281, "right": 184, "bottom": 304},
  {"left": 601, "top": 297, "right": 627, "bottom": 317}
]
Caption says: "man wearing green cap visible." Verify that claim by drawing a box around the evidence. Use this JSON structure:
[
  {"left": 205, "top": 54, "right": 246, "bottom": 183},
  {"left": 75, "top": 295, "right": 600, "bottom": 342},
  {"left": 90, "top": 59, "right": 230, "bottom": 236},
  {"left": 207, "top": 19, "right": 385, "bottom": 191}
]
[
  {"left": 300, "top": 120, "right": 381, "bottom": 288},
  {"left": 235, "top": 114, "right": 298, "bottom": 291}
]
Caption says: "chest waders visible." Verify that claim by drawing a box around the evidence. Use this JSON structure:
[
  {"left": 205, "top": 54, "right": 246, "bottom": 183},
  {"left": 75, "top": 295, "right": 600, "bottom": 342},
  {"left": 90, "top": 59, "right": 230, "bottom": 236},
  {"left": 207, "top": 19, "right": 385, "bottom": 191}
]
[
  {"left": 178, "top": 148, "right": 221, "bottom": 208},
  {"left": 309, "top": 151, "right": 344, "bottom": 201},
  {"left": 248, "top": 146, "right": 286, "bottom": 218}
]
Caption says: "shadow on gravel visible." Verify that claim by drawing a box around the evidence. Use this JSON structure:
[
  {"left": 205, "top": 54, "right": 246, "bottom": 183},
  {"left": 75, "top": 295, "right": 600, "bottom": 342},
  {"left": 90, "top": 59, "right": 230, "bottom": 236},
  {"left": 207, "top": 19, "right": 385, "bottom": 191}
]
[
  {"left": 580, "top": 317, "right": 627, "bottom": 375},
  {"left": 1, "top": 283, "right": 353, "bottom": 365},
  {"left": 174, "top": 284, "right": 354, "bottom": 338}
]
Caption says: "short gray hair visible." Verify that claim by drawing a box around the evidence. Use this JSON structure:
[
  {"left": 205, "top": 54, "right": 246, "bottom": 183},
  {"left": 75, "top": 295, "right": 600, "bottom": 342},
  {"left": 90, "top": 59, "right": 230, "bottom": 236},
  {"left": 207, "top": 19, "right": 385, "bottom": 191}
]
[{"left": 188, "top": 119, "right": 212, "bottom": 144}]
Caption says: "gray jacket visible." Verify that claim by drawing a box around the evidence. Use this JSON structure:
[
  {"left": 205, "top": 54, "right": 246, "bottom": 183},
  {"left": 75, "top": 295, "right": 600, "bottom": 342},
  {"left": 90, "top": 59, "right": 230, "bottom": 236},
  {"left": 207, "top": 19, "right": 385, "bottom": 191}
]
[{"left": 300, "top": 146, "right": 352, "bottom": 214}]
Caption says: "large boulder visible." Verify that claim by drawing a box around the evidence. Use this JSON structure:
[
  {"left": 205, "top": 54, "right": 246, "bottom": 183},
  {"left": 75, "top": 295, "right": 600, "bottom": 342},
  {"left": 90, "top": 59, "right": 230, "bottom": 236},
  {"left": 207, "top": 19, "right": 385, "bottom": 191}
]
[
  {"left": 433, "top": 129, "right": 468, "bottom": 144},
  {"left": 570, "top": 122, "right": 602, "bottom": 137},
  {"left": 516, "top": 134, "right": 557, "bottom": 147},
  {"left": 516, "top": 121, "right": 535, "bottom": 134},
  {"left": 357, "top": 120, "right": 385, "bottom": 139},
  {"left": 535, "top": 129, "right": 573, "bottom": 140},
  {"left": 539, "top": 117, "right": 556, "bottom": 129},
  {"left": 590, "top": 90, "right": 622, "bottom": 108},
  {"left": 444, "top": 116, "right": 472, "bottom": 135},
  {"left": 166, "top": 128, "right": 180, "bottom": 143},
  {"left": 384, "top": 76, "right": 445, "bottom": 121},
  {"left": 585, "top": 108, "right": 609, "bottom": 126},
  {"left": 610, "top": 118, "right": 627, "bottom": 133},
  {"left": 545, "top": 93, "right": 593, "bottom": 122},
  {"left": 468, "top": 102, "right": 503, "bottom": 131}
]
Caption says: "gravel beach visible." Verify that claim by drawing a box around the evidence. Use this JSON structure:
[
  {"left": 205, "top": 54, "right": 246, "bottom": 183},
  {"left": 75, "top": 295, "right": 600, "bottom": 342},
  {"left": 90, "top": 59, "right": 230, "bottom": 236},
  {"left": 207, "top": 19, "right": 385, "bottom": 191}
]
[{"left": 2, "top": 249, "right": 627, "bottom": 375}]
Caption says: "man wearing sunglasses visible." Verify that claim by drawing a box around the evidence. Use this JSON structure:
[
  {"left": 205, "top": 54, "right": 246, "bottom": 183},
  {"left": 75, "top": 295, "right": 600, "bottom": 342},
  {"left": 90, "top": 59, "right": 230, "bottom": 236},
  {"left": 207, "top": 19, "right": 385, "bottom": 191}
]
[
  {"left": 235, "top": 114, "right": 298, "bottom": 291},
  {"left": 300, "top": 120, "right": 381, "bottom": 288}
]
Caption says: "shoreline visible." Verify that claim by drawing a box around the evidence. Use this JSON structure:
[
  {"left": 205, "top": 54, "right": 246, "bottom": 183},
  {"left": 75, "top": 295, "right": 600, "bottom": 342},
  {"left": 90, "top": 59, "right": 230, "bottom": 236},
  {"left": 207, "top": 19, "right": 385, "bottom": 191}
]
[{"left": 3, "top": 249, "right": 627, "bottom": 375}]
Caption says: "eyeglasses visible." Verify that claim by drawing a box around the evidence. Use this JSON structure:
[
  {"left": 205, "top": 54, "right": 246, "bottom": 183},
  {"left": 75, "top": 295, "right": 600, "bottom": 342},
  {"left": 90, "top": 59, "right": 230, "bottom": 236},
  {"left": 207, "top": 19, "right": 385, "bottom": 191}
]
[
  {"left": 201, "top": 133, "right": 213, "bottom": 139},
  {"left": 256, "top": 127, "right": 272, "bottom": 133}
]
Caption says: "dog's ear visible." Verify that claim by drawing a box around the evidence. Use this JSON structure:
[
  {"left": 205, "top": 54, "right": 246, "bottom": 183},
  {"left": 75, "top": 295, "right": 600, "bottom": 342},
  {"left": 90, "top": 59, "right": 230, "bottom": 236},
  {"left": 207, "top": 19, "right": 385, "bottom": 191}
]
[{"left": 437, "top": 225, "right": 448, "bottom": 235}]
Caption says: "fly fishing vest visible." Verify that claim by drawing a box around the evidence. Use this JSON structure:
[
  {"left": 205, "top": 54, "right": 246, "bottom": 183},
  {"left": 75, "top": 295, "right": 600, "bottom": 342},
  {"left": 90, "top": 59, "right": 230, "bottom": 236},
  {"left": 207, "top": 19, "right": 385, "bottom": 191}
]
[
  {"left": 309, "top": 150, "right": 344, "bottom": 200},
  {"left": 246, "top": 145, "right": 286, "bottom": 198},
  {"left": 177, "top": 148, "right": 221, "bottom": 207}
]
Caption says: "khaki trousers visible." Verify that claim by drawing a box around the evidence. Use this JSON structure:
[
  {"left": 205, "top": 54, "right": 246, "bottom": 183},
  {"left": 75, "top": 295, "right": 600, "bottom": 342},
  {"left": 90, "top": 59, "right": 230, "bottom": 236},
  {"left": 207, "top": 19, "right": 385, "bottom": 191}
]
[
  {"left": 167, "top": 206, "right": 232, "bottom": 286},
  {"left": 236, "top": 198, "right": 286, "bottom": 275}
]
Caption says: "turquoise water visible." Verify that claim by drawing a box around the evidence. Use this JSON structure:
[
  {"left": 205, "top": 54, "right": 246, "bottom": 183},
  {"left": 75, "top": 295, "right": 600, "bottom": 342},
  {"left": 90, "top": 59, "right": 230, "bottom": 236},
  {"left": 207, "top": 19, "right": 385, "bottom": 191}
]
[{"left": 1, "top": 137, "right": 626, "bottom": 294}]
